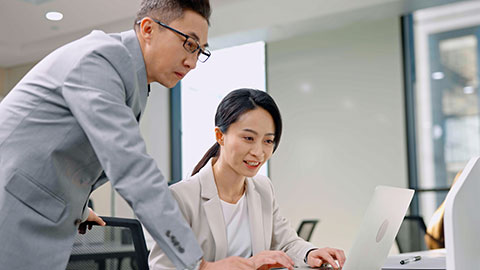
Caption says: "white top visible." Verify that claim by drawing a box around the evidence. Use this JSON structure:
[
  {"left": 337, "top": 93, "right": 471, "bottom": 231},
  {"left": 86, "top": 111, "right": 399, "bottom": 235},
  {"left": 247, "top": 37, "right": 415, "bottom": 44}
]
[{"left": 220, "top": 193, "right": 252, "bottom": 258}]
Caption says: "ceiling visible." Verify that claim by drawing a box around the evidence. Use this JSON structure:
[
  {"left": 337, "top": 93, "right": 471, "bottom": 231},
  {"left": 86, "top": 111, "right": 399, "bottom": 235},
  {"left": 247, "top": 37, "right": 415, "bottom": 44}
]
[{"left": 0, "top": 0, "right": 469, "bottom": 68}]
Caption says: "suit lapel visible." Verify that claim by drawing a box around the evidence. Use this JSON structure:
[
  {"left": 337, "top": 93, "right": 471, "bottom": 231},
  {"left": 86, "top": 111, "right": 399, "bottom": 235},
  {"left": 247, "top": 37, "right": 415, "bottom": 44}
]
[
  {"left": 246, "top": 178, "right": 266, "bottom": 255},
  {"left": 120, "top": 30, "right": 148, "bottom": 117},
  {"left": 200, "top": 164, "right": 228, "bottom": 260}
]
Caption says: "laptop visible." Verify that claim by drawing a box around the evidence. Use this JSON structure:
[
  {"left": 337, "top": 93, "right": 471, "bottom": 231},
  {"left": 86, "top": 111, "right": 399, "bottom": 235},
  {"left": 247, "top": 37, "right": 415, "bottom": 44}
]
[
  {"left": 295, "top": 185, "right": 414, "bottom": 270},
  {"left": 444, "top": 156, "right": 480, "bottom": 269}
]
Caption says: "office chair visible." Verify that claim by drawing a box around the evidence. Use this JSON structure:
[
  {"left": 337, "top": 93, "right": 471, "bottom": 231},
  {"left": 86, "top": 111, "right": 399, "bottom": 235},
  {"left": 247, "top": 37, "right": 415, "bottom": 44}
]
[
  {"left": 67, "top": 216, "right": 149, "bottom": 270},
  {"left": 395, "top": 215, "right": 427, "bottom": 253},
  {"left": 297, "top": 219, "right": 319, "bottom": 241}
]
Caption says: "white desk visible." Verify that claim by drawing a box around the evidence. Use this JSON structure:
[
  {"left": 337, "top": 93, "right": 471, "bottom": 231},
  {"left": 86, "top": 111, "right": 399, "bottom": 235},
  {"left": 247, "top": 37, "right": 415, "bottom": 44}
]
[{"left": 382, "top": 249, "right": 446, "bottom": 270}]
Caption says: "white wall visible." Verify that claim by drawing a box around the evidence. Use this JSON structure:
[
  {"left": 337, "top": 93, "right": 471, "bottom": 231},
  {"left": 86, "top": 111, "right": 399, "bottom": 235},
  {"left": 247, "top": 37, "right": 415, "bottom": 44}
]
[
  {"left": 0, "top": 63, "right": 36, "bottom": 97},
  {"left": 267, "top": 16, "right": 408, "bottom": 252},
  {"left": 0, "top": 68, "right": 5, "bottom": 98}
]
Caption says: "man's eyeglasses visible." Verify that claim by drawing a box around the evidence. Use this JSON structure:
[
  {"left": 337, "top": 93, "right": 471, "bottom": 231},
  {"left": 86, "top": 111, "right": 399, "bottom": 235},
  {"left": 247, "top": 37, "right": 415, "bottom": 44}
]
[{"left": 147, "top": 19, "right": 211, "bottom": 63}]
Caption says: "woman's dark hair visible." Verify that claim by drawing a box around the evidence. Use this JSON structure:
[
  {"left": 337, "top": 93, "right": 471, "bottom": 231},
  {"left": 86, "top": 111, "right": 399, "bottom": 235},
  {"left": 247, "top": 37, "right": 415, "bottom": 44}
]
[{"left": 191, "top": 88, "right": 282, "bottom": 176}]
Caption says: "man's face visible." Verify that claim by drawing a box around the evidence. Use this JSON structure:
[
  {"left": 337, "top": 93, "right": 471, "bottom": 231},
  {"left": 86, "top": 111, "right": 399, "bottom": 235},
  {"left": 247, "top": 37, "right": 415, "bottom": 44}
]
[{"left": 139, "top": 10, "right": 209, "bottom": 87}]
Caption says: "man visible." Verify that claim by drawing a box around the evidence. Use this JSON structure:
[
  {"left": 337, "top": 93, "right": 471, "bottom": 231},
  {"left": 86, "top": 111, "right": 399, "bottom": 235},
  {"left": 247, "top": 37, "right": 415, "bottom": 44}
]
[{"left": 0, "top": 0, "right": 254, "bottom": 269}]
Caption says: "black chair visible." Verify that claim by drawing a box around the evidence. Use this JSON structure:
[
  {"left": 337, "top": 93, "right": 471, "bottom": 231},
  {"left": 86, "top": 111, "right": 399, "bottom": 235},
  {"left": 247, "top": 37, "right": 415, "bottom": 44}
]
[
  {"left": 297, "top": 219, "right": 319, "bottom": 241},
  {"left": 395, "top": 215, "right": 427, "bottom": 253},
  {"left": 67, "top": 216, "right": 149, "bottom": 270}
]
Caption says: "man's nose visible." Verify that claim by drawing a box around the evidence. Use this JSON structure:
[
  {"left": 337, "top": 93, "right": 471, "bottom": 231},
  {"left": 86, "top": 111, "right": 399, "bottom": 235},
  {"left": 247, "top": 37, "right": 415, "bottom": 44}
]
[{"left": 183, "top": 52, "right": 197, "bottom": 70}]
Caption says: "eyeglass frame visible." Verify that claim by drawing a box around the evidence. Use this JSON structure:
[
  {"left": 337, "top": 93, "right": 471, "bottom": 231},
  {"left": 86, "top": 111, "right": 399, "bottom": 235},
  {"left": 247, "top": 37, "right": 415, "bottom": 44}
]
[{"left": 137, "top": 18, "right": 211, "bottom": 63}]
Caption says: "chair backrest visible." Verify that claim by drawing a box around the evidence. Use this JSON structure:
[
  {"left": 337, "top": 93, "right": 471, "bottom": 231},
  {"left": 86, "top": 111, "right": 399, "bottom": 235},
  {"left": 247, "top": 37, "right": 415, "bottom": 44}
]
[
  {"left": 297, "top": 219, "right": 319, "bottom": 241},
  {"left": 395, "top": 215, "right": 427, "bottom": 253},
  {"left": 67, "top": 216, "right": 149, "bottom": 270}
]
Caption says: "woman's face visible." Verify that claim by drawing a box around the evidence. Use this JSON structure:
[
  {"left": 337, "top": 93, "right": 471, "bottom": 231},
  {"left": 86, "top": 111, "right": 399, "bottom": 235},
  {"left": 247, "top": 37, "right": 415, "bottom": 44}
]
[{"left": 217, "top": 107, "right": 276, "bottom": 178}]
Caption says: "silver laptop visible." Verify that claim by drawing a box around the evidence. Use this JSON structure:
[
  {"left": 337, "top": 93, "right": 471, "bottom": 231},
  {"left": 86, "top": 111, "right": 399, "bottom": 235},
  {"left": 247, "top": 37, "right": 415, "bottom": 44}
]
[{"left": 295, "top": 185, "right": 414, "bottom": 270}]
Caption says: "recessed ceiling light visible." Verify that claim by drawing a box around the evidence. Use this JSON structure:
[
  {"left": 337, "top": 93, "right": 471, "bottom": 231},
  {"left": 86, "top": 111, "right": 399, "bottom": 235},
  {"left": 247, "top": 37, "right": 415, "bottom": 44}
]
[
  {"left": 463, "top": 86, "right": 475, "bottom": 94},
  {"left": 432, "top": 72, "right": 444, "bottom": 80},
  {"left": 46, "top": 11, "right": 63, "bottom": 21}
]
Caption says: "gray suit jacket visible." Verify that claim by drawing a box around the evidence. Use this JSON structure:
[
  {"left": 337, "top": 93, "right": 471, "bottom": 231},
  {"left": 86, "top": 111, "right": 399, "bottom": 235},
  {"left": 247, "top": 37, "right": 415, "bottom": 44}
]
[
  {"left": 0, "top": 30, "right": 202, "bottom": 270},
  {"left": 149, "top": 160, "right": 315, "bottom": 269}
]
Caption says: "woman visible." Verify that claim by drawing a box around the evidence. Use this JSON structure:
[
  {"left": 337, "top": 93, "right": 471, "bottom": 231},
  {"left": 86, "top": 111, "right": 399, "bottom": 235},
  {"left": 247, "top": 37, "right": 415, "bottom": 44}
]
[{"left": 149, "top": 89, "right": 346, "bottom": 270}]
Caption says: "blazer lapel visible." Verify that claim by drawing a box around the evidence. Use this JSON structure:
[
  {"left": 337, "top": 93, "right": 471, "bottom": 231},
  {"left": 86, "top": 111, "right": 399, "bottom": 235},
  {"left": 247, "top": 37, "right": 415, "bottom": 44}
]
[
  {"left": 120, "top": 30, "right": 148, "bottom": 117},
  {"left": 246, "top": 178, "right": 266, "bottom": 255},
  {"left": 200, "top": 164, "right": 228, "bottom": 260}
]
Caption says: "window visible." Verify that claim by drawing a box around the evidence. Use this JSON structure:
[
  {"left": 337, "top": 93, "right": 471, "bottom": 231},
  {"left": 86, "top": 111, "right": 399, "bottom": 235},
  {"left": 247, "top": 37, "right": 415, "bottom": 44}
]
[{"left": 404, "top": 1, "right": 480, "bottom": 221}]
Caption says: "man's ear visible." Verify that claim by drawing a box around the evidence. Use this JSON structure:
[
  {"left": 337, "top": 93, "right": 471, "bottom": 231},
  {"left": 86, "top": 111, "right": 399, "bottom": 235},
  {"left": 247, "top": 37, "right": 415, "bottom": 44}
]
[
  {"left": 214, "top": 127, "right": 224, "bottom": 146},
  {"left": 138, "top": 17, "right": 155, "bottom": 43}
]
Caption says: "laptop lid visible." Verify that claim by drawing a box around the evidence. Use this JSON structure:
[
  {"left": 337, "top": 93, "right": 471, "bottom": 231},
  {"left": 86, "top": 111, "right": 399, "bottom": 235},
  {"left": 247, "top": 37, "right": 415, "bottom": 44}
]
[
  {"left": 341, "top": 186, "right": 414, "bottom": 270},
  {"left": 444, "top": 156, "right": 480, "bottom": 270},
  {"left": 292, "top": 186, "right": 413, "bottom": 270}
]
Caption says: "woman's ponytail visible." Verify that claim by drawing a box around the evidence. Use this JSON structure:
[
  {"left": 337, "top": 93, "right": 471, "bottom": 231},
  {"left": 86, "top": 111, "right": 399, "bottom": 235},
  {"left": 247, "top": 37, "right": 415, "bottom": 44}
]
[{"left": 191, "top": 142, "right": 220, "bottom": 176}]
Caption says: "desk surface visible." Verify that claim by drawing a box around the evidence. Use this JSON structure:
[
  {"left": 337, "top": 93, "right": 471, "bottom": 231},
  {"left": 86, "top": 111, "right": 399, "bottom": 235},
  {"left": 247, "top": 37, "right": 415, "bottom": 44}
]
[{"left": 382, "top": 249, "right": 446, "bottom": 270}]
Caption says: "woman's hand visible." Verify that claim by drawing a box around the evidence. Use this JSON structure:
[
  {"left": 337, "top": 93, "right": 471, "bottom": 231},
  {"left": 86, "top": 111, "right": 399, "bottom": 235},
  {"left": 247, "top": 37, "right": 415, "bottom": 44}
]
[
  {"left": 248, "top": 250, "right": 294, "bottom": 270},
  {"left": 306, "top": 247, "right": 346, "bottom": 269},
  {"left": 78, "top": 207, "right": 106, "bottom": 234}
]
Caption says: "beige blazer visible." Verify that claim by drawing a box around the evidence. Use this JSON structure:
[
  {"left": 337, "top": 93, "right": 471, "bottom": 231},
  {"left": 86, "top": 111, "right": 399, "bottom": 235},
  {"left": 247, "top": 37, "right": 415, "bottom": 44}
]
[{"left": 149, "top": 161, "right": 316, "bottom": 269}]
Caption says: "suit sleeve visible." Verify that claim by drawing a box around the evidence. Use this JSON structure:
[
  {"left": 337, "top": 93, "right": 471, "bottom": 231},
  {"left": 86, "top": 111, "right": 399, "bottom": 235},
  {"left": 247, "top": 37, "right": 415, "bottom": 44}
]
[
  {"left": 62, "top": 49, "right": 202, "bottom": 269},
  {"left": 267, "top": 179, "right": 316, "bottom": 265},
  {"left": 149, "top": 185, "right": 193, "bottom": 270}
]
